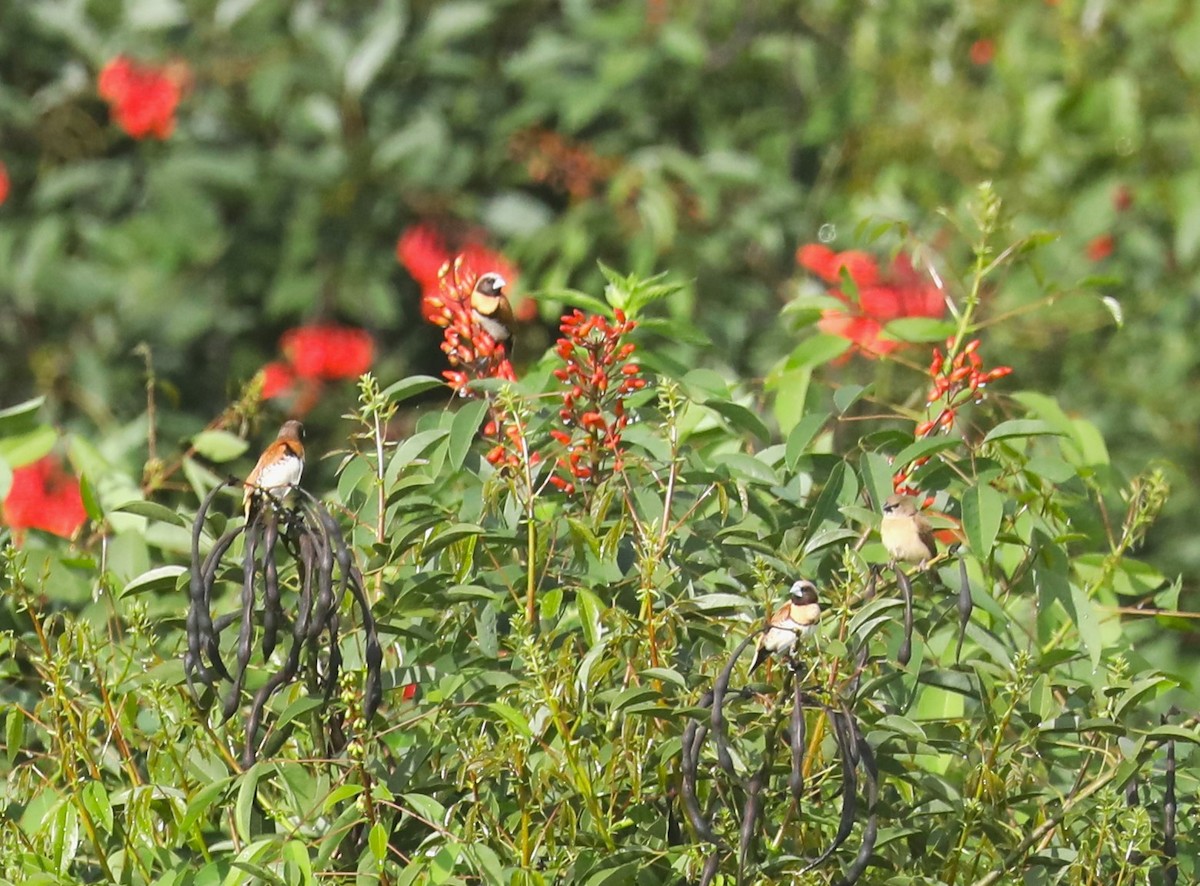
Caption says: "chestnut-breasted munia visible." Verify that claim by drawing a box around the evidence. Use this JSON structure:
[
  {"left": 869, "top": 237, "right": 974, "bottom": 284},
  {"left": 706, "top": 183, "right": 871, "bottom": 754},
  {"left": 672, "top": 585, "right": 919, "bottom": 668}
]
[
  {"left": 243, "top": 420, "right": 305, "bottom": 520},
  {"left": 750, "top": 580, "right": 822, "bottom": 672},
  {"left": 469, "top": 272, "right": 515, "bottom": 345},
  {"left": 881, "top": 494, "right": 937, "bottom": 566}
]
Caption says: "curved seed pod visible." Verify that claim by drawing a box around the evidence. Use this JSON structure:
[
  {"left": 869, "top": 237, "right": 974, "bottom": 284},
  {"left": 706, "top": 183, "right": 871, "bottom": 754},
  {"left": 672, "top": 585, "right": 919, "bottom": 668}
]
[
  {"left": 1163, "top": 713, "right": 1177, "bottom": 886},
  {"left": 222, "top": 525, "right": 260, "bottom": 723},
  {"left": 711, "top": 634, "right": 757, "bottom": 778},
  {"left": 261, "top": 514, "right": 282, "bottom": 659},
  {"left": 801, "top": 706, "right": 858, "bottom": 874},
  {"left": 737, "top": 724, "right": 773, "bottom": 881},
  {"left": 893, "top": 565, "right": 914, "bottom": 666},
  {"left": 955, "top": 556, "right": 973, "bottom": 664},
  {"left": 835, "top": 707, "right": 879, "bottom": 886},
  {"left": 790, "top": 674, "right": 806, "bottom": 805}
]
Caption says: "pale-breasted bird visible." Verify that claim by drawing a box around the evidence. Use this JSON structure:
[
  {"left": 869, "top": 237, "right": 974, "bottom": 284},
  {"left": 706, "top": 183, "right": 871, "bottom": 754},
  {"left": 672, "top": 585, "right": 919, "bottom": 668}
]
[
  {"left": 749, "top": 580, "right": 822, "bottom": 673},
  {"left": 469, "top": 272, "right": 515, "bottom": 344},
  {"left": 243, "top": 420, "right": 305, "bottom": 520},
  {"left": 881, "top": 493, "right": 937, "bottom": 566}
]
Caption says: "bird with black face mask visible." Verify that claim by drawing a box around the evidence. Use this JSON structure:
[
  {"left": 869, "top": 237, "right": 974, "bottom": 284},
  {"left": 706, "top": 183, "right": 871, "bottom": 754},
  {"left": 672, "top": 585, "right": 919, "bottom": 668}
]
[
  {"left": 880, "top": 493, "right": 937, "bottom": 567},
  {"left": 749, "top": 580, "right": 822, "bottom": 673},
  {"left": 243, "top": 420, "right": 305, "bottom": 521},
  {"left": 469, "top": 272, "right": 515, "bottom": 346}
]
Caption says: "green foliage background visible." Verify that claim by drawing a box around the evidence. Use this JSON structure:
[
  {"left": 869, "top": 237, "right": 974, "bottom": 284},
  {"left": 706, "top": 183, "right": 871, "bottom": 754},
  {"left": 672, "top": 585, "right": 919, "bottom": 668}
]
[{"left": 1, "top": 1, "right": 1198, "bottom": 884}]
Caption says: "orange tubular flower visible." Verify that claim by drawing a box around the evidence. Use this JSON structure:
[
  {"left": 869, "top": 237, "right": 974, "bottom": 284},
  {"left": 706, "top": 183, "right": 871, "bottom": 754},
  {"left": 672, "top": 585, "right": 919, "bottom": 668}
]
[
  {"left": 396, "top": 224, "right": 527, "bottom": 325},
  {"left": 549, "top": 309, "right": 643, "bottom": 493},
  {"left": 98, "top": 56, "right": 185, "bottom": 140},
  {"left": 2, "top": 456, "right": 88, "bottom": 541},
  {"left": 797, "top": 244, "right": 945, "bottom": 359},
  {"left": 893, "top": 337, "right": 1013, "bottom": 492}
]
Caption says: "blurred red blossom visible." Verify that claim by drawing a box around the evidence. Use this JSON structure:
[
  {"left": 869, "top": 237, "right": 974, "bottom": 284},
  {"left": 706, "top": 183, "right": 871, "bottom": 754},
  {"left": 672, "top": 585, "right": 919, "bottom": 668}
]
[
  {"left": 281, "top": 325, "right": 375, "bottom": 380},
  {"left": 2, "top": 456, "right": 87, "bottom": 541},
  {"left": 0, "top": 160, "right": 9, "bottom": 205},
  {"left": 1113, "top": 185, "right": 1134, "bottom": 212},
  {"left": 396, "top": 224, "right": 531, "bottom": 324},
  {"left": 797, "top": 244, "right": 945, "bottom": 358},
  {"left": 1087, "top": 234, "right": 1115, "bottom": 262},
  {"left": 970, "top": 39, "right": 996, "bottom": 65},
  {"left": 547, "top": 309, "right": 643, "bottom": 494},
  {"left": 259, "top": 362, "right": 297, "bottom": 399},
  {"left": 98, "top": 56, "right": 185, "bottom": 140}
]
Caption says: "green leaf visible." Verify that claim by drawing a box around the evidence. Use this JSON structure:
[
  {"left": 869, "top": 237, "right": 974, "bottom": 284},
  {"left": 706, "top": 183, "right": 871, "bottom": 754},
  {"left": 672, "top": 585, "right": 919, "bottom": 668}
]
[
  {"left": 703, "top": 399, "right": 770, "bottom": 444},
  {"left": 961, "top": 484, "right": 1004, "bottom": 560},
  {"left": 0, "top": 425, "right": 57, "bottom": 468},
  {"left": 78, "top": 473, "right": 103, "bottom": 522},
  {"left": 344, "top": 0, "right": 405, "bottom": 96},
  {"left": 1070, "top": 584, "right": 1103, "bottom": 668},
  {"left": 880, "top": 317, "right": 956, "bottom": 343},
  {"left": 485, "top": 702, "right": 532, "bottom": 738},
  {"left": 122, "top": 565, "right": 188, "bottom": 597},
  {"left": 448, "top": 399, "right": 488, "bottom": 471},
  {"left": 892, "top": 435, "right": 961, "bottom": 470},
  {"left": 6, "top": 707, "right": 24, "bottom": 768},
  {"left": 381, "top": 375, "right": 446, "bottom": 404},
  {"left": 112, "top": 500, "right": 191, "bottom": 528},
  {"left": 282, "top": 840, "right": 315, "bottom": 886},
  {"left": 180, "top": 778, "right": 233, "bottom": 835},
  {"left": 235, "top": 762, "right": 270, "bottom": 843},
  {"left": 860, "top": 451, "right": 895, "bottom": 512},
  {"left": 833, "top": 383, "right": 869, "bottom": 415},
  {"left": 785, "top": 412, "right": 828, "bottom": 469},
  {"left": 713, "top": 452, "right": 781, "bottom": 485},
  {"left": 0, "top": 397, "right": 45, "bottom": 435},
  {"left": 577, "top": 588, "right": 603, "bottom": 649},
  {"left": 192, "top": 430, "right": 249, "bottom": 463},
  {"left": 401, "top": 793, "right": 447, "bottom": 825},
  {"left": 983, "top": 419, "right": 1063, "bottom": 444},
  {"left": 784, "top": 334, "right": 851, "bottom": 369},
  {"left": 368, "top": 821, "right": 389, "bottom": 863}
]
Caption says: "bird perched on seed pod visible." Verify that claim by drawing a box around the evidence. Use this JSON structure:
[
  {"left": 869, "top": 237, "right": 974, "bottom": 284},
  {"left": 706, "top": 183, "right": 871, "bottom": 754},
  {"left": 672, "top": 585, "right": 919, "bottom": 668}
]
[
  {"left": 881, "top": 493, "right": 937, "bottom": 567},
  {"left": 469, "top": 272, "right": 515, "bottom": 345},
  {"left": 750, "top": 580, "right": 822, "bottom": 673},
  {"left": 243, "top": 420, "right": 305, "bottom": 521}
]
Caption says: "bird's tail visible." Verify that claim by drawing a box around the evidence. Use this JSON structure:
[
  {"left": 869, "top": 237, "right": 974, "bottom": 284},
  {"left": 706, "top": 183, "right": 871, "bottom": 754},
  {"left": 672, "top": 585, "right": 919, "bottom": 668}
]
[{"left": 748, "top": 646, "right": 767, "bottom": 673}]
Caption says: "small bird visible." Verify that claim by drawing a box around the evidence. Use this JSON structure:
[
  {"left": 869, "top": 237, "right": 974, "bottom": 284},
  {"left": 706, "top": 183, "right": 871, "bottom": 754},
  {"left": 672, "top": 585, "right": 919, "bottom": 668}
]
[
  {"left": 749, "top": 580, "right": 822, "bottom": 673},
  {"left": 243, "top": 420, "right": 305, "bottom": 520},
  {"left": 881, "top": 493, "right": 937, "bottom": 566},
  {"left": 469, "top": 272, "right": 515, "bottom": 345}
]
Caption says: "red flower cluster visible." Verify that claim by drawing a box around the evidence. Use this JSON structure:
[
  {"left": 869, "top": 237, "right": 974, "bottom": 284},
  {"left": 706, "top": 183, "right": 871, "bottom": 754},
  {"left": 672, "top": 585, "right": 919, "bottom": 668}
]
[
  {"left": 258, "top": 324, "right": 375, "bottom": 413},
  {"left": 2, "top": 456, "right": 87, "bottom": 541},
  {"left": 396, "top": 224, "right": 532, "bottom": 325},
  {"left": 547, "top": 310, "right": 644, "bottom": 494},
  {"left": 1087, "top": 234, "right": 1115, "bottom": 262},
  {"left": 797, "top": 243, "right": 946, "bottom": 359},
  {"left": 893, "top": 338, "right": 1012, "bottom": 494},
  {"left": 970, "top": 38, "right": 996, "bottom": 66},
  {"left": 419, "top": 263, "right": 517, "bottom": 397},
  {"left": 98, "top": 56, "right": 185, "bottom": 140},
  {"left": 509, "top": 128, "right": 620, "bottom": 202},
  {"left": 0, "top": 160, "right": 9, "bottom": 206}
]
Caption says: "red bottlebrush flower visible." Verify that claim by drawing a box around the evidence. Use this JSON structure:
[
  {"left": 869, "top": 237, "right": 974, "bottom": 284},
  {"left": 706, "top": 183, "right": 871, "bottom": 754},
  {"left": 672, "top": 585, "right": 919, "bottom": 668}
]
[
  {"left": 259, "top": 362, "right": 297, "bottom": 399},
  {"left": 0, "top": 160, "right": 9, "bottom": 206},
  {"left": 969, "top": 38, "right": 995, "bottom": 66},
  {"left": 803, "top": 248, "right": 944, "bottom": 359},
  {"left": 280, "top": 325, "right": 375, "bottom": 380},
  {"left": 97, "top": 56, "right": 184, "bottom": 140},
  {"left": 2, "top": 456, "right": 87, "bottom": 540},
  {"left": 1087, "top": 234, "right": 1115, "bottom": 262},
  {"left": 796, "top": 244, "right": 880, "bottom": 287},
  {"left": 396, "top": 224, "right": 450, "bottom": 292}
]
